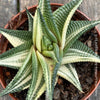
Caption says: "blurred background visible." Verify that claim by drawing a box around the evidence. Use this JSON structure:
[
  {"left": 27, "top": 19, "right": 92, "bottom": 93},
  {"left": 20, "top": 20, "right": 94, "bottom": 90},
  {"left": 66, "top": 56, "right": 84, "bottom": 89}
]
[{"left": 0, "top": 0, "right": 100, "bottom": 100}]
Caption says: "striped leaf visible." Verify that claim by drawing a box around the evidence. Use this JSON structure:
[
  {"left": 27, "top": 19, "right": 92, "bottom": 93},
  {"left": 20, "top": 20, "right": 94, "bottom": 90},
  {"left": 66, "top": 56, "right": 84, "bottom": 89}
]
[
  {"left": 33, "top": 78, "right": 45, "bottom": 100},
  {"left": 0, "top": 63, "right": 43, "bottom": 96},
  {"left": 0, "top": 28, "right": 32, "bottom": 47},
  {"left": 37, "top": 51, "right": 52, "bottom": 100},
  {"left": 62, "top": 40, "right": 100, "bottom": 64},
  {"left": 28, "top": 64, "right": 44, "bottom": 99},
  {"left": 61, "top": 0, "right": 83, "bottom": 49},
  {"left": 26, "top": 48, "right": 39, "bottom": 100},
  {"left": 39, "top": 0, "right": 61, "bottom": 42},
  {"left": 34, "top": 64, "right": 81, "bottom": 100},
  {"left": 53, "top": 0, "right": 82, "bottom": 34},
  {"left": 0, "top": 41, "right": 32, "bottom": 69},
  {"left": 51, "top": 49, "right": 63, "bottom": 97},
  {"left": 33, "top": 9, "right": 38, "bottom": 47},
  {"left": 33, "top": 76, "right": 58, "bottom": 100},
  {"left": 26, "top": 8, "right": 34, "bottom": 31},
  {"left": 37, "top": 8, "right": 57, "bottom": 43},
  {"left": 0, "top": 49, "right": 32, "bottom": 96},
  {"left": 58, "top": 64, "right": 82, "bottom": 92},
  {"left": 64, "top": 20, "right": 100, "bottom": 54},
  {"left": 35, "top": 8, "right": 57, "bottom": 52},
  {"left": 35, "top": 9, "right": 43, "bottom": 52},
  {"left": 53, "top": 43, "right": 60, "bottom": 60}
]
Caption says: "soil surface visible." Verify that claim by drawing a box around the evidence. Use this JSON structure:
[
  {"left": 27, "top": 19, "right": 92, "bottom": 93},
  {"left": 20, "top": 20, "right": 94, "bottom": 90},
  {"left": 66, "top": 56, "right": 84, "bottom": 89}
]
[{"left": 3, "top": 17, "right": 99, "bottom": 100}]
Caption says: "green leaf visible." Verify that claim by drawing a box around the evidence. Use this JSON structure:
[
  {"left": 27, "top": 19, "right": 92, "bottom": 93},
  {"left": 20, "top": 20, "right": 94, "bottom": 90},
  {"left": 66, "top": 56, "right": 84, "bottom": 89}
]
[
  {"left": 64, "top": 20, "right": 100, "bottom": 53},
  {"left": 62, "top": 40, "right": 100, "bottom": 64},
  {"left": 41, "top": 36, "right": 52, "bottom": 51},
  {"left": 39, "top": 0, "right": 61, "bottom": 43},
  {"left": 0, "top": 28, "right": 32, "bottom": 47},
  {"left": 33, "top": 78, "right": 45, "bottom": 100},
  {"left": 37, "top": 51, "right": 52, "bottom": 100},
  {"left": 33, "top": 10, "right": 38, "bottom": 47},
  {"left": 61, "top": 0, "right": 83, "bottom": 49},
  {"left": 35, "top": 9, "right": 43, "bottom": 52},
  {"left": 58, "top": 64, "right": 82, "bottom": 92},
  {"left": 26, "top": 8, "right": 34, "bottom": 31},
  {"left": 0, "top": 41, "right": 32, "bottom": 69},
  {"left": 0, "top": 63, "right": 43, "bottom": 97},
  {"left": 0, "top": 49, "right": 32, "bottom": 96},
  {"left": 37, "top": 8, "right": 57, "bottom": 43},
  {"left": 35, "top": 8, "right": 58, "bottom": 52},
  {"left": 51, "top": 49, "right": 63, "bottom": 97},
  {"left": 53, "top": 43, "right": 60, "bottom": 60},
  {"left": 26, "top": 48, "right": 39, "bottom": 100},
  {"left": 29, "top": 64, "right": 44, "bottom": 99},
  {"left": 33, "top": 75, "right": 58, "bottom": 100},
  {"left": 42, "top": 50, "right": 58, "bottom": 62},
  {"left": 53, "top": 0, "right": 82, "bottom": 34}
]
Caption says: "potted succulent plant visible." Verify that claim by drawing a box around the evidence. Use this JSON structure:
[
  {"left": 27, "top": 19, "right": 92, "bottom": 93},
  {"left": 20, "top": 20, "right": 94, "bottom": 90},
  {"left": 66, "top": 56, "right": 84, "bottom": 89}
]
[{"left": 0, "top": 0, "right": 100, "bottom": 100}]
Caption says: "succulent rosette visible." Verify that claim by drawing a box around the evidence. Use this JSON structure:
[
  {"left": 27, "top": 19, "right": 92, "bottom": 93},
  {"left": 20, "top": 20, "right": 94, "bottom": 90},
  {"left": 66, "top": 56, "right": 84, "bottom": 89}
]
[{"left": 0, "top": 0, "right": 100, "bottom": 100}]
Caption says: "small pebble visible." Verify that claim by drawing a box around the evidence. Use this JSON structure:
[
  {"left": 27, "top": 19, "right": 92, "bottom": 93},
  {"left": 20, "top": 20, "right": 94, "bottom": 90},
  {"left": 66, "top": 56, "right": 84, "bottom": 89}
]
[
  {"left": 54, "top": 88, "right": 61, "bottom": 100},
  {"left": 6, "top": 72, "right": 10, "bottom": 76},
  {"left": 58, "top": 78, "right": 63, "bottom": 85},
  {"left": 62, "top": 91, "right": 69, "bottom": 99},
  {"left": 87, "top": 40, "right": 92, "bottom": 47},
  {"left": 86, "top": 77, "right": 93, "bottom": 85}
]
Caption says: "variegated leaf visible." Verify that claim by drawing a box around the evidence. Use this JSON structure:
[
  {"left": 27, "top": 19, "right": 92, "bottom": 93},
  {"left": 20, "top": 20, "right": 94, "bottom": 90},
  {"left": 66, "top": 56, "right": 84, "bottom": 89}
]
[
  {"left": 26, "top": 48, "right": 39, "bottom": 100},
  {"left": 39, "top": 0, "right": 61, "bottom": 42},
  {"left": 37, "top": 8, "right": 57, "bottom": 43},
  {"left": 53, "top": 43, "right": 60, "bottom": 60},
  {"left": 51, "top": 49, "right": 63, "bottom": 96},
  {"left": 0, "top": 63, "right": 83, "bottom": 99},
  {"left": 0, "top": 41, "right": 32, "bottom": 69},
  {"left": 26, "top": 8, "right": 34, "bottom": 31},
  {"left": 61, "top": 0, "right": 83, "bottom": 49},
  {"left": 33, "top": 78, "right": 45, "bottom": 100},
  {"left": 1, "top": 63, "right": 82, "bottom": 98},
  {"left": 53, "top": 0, "right": 82, "bottom": 34},
  {"left": 41, "top": 36, "right": 52, "bottom": 51},
  {"left": 37, "top": 51, "right": 52, "bottom": 100},
  {"left": 35, "top": 9, "right": 43, "bottom": 52},
  {"left": 27, "top": 64, "right": 44, "bottom": 99},
  {"left": 0, "top": 28, "right": 32, "bottom": 47},
  {"left": 0, "top": 49, "right": 32, "bottom": 96},
  {"left": 58, "top": 64, "right": 82, "bottom": 92},
  {"left": 35, "top": 8, "right": 58, "bottom": 52},
  {"left": 33, "top": 9, "right": 38, "bottom": 47},
  {"left": 33, "top": 76, "right": 58, "bottom": 100},
  {"left": 64, "top": 20, "right": 100, "bottom": 53},
  {"left": 62, "top": 40, "right": 100, "bottom": 64}
]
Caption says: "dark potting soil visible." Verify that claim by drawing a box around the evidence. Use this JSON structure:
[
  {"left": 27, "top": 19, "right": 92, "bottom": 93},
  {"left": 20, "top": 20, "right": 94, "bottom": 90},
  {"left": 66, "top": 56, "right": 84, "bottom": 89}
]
[{"left": 3, "top": 19, "right": 99, "bottom": 100}]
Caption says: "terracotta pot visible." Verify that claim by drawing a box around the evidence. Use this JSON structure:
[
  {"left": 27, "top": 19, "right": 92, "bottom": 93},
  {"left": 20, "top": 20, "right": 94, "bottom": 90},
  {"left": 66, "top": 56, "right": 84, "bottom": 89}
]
[{"left": 0, "top": 3, "right": 100, "bottom": 100}]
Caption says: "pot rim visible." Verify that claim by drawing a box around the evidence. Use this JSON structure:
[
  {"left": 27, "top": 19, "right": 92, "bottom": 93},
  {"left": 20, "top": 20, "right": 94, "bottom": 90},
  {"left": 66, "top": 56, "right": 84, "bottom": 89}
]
[{"left": 0, "top": 3, "right": 100, "bottom": 100}]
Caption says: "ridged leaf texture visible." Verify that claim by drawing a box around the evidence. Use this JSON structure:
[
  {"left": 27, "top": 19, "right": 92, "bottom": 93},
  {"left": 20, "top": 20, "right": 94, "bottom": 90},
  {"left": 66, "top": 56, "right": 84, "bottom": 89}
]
[
  {"left": 0, "top": 0, "right": 100, "bottom": 100},
  {"left": 0, "top": 49, "right": 32, "bottom": 96},
  {"left": 37, "top": 51, "right": 52, "bottom": 100},
  {"left": 26, "top": 48, "right": 39, "bottom": 100},
  {"left": 0, "top": 41, "right": 32, "bottom": 69},
  {"left": 64, "top": 21, "right": 100, "bottom": 53},
  {"left": 54, "top": 0, "right": 82, "bottom": 34},
  {"left": 58, "top": 64, "right": 82, "bottom": 92},
  {"left": 39, "top": 0, "right": 61, "bottom": 42},
  {"left": 62, "top": 40, "right": 100, "bottom": 64},
  {"left": 0, "top": 28, "right": 32, "bottom": 47},
  {"left": 26, "top": 8, "right": 34, "bottom": 31},
  {"left": 61, "top": 0, "right": 83, "bottom": 49}
]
